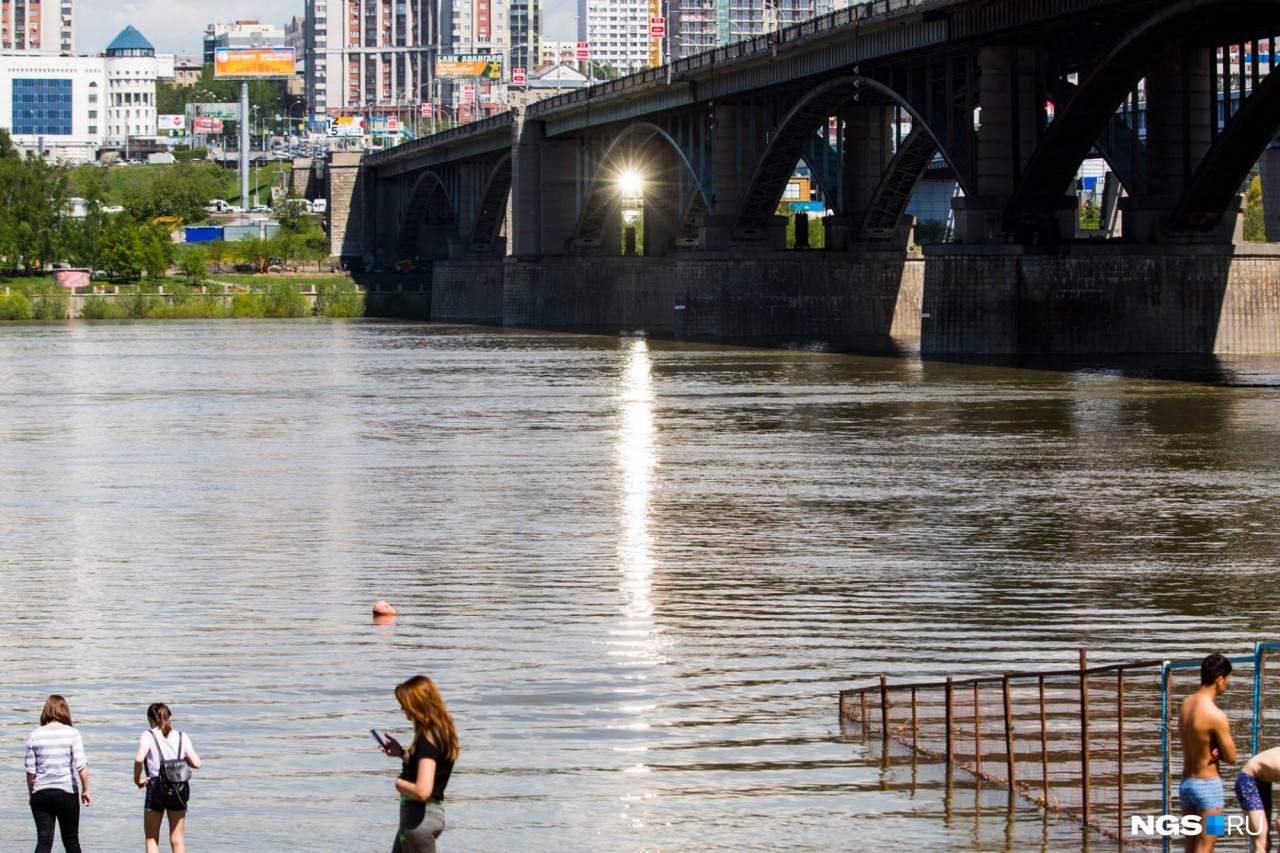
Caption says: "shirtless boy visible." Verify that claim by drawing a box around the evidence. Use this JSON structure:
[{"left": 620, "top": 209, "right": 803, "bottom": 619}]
[
  {"left": 1180, "top": 653, "right": 1236, "bottom": 853},
  {"left": 1236, "top": 746, "right": 1280, "bottom": 853}
]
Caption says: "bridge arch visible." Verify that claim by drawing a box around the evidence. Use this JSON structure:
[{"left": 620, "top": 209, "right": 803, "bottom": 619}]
[
  {"left": 736, "top": 75, "right": 968, "bottom": 230},
  {"left": 1005, "top": 0, "right": 1280, "bottom": 233},
  {"left": 574, "top": 122, "right": 711, "bottom": 254},
  {"left": 469, "top": 154, "right": 511, "bottom": 255},
  {"left": 397, "top": 170, "right": 458, "bottom": 262}
]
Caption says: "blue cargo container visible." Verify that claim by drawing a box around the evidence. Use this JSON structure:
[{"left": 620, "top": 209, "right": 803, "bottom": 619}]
[{"left": 185, "top": 226, "right": 224, "bottom": 243}]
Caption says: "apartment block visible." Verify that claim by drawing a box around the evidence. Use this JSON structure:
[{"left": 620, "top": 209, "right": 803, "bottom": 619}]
[
  {"left": 1, "top": 0, "right": 73, "bottom": 54},
  {"left": 670, "top": 0, "right": 831, "bottom": 59},
  {"left": 576, "top": 0, "right": 649, "bottom": 74},
  {"left": 306, "top": 0, "right": 434, "bottom": 114}
]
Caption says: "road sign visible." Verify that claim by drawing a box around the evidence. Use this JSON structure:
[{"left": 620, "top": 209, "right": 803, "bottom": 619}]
[
  {"left": 512, "top": 67, "right": 526, "bottom": 85},
  {"left": 576, "top": 41, "right": 590, "bottom": 62},
  {"left": 650, "top": 16, "right": 666, "bottom": 37},
  {"left": 420, "top": 102, "right": 431, "bottom": 117}
]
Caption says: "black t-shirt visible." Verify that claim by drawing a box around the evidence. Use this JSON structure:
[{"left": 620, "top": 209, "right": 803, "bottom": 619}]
[{"left": 398, "top": 734, "right": 454, "bottom": 801}]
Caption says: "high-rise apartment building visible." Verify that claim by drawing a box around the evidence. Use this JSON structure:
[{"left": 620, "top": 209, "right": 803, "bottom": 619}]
[
  {"left": 306, "top": 0, "right": 435, "bottom": 114},
  {"left": 577, "top": 0, "right": 649, "bottom": 74},
  {"left": 444, "top": 0, "right": 508, "bottom": 61},
  {"left": 669, "top": 0, "right": 830, "bottom": 59},
  {"left": 1, "top": 0, "right": 73, "bottom": 54},
  {"left": 508, "top": 0, "right": 540, "bottom": 74}
]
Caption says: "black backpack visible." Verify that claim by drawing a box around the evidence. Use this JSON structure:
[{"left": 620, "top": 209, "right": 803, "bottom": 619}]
[{"left": 149, "top": 731, "right": 192, "bottom": 810}]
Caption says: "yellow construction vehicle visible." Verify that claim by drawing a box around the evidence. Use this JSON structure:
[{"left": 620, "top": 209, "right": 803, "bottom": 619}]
[{"left": 153, "top": 216, "right": 183, "bottom": 232}]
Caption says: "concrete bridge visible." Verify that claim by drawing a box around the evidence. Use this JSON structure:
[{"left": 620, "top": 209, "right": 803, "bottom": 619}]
[{"left": 325, "top": 0, "right": 1280, "bottom": 354}]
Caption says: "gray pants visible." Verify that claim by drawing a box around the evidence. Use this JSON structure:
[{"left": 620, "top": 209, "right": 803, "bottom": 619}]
[{"left": 392, "top": 800, "right": 445, "bottom": 853}]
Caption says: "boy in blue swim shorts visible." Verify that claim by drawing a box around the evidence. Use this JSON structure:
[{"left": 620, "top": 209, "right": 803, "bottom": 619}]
[
  {"left": 1236, "top": 746, "right": 1280, "bottom": 853},
  {"left": 1179, "top": 653, "right": 1236, "bottom": 853}
]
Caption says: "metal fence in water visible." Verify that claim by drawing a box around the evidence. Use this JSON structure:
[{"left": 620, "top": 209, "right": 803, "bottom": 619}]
[{"left": 838, "top": 644, "right": 1280, "bottom": 850}]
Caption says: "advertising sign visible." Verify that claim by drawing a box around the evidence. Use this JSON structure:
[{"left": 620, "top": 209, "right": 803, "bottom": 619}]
[
  {"left": 462, "top": 83, "right": 476, "bottom": 101},
  {"left": 326, "top": 116, "right": 365, "bottom": 137},
  {"left": 193, "top": 102, "right": 239, "bottom": 120},
  {"left": 55, "top": 269, "right": 90, "bottom": 290},
  {"left": 193, "top": 116, "right": 224, "bottom": 133},
  {"left": 387, "top": 116, "right": 400, "bottom": 132},
  {"left": 214, "top": 47, "right": 297, "bottom": 78},
  {"left": 420, "top": 102, "right": 431, "bottom": 117},
  {"left": 576, "top": 42, "right": 590, "bottom": 62},
  {"left": 512, "top": 67, "right": 526, "bottom": 85},
  {"left": 649, "top": 0, "right": 663, "bottom": 67},
  {"left": 158, "top": 114, "right": 185, "bottom": 131},
  {"left": 435, "top": 54, "right": 502, "bottom": 79}
]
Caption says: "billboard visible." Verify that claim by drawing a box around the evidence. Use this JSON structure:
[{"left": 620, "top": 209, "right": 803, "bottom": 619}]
[
  {"left": 158, "top": 114, "right": 186, "bottom": 131},
  {"left": 326, "top": 116, "right": 365, "bottom": 137},
  {"left": 193, "top": 116, "right": 224, "bottom": 133},
  {"left": 214, "top": 47, "right": 296, "bottom": 78},
  {"left": 649, "top": 0, "right": 663, "bottom": 67},
  {"left": 435, "top": 54, "right": 502, "bottom": 79},
  {"left": 190, "top": 102, "right": 239, "bottom": 120}
]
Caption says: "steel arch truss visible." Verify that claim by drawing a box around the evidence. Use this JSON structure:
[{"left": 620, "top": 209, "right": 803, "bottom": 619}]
[
  {"left": 735, "top": 71, "right": 973, "bottom": 231},
  {"left": 573, "top": 121, "right": 712, "bottom": 252},
  {"left": 1006, "top": 0, "right": 1280, "bottom": 234},
  {"left": 397, "top": 170, "right": 460, "bottom": 261},
  {"left": 470, "top": 154, "right": 511, "bottom": 255}
]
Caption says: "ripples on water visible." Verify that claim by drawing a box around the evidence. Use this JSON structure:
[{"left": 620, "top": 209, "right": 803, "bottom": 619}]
[{"left": 1, "top": 321, "right": 1278, "bottom": 851}]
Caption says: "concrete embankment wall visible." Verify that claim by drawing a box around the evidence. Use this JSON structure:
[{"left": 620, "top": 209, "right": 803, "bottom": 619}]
[
  {"left": 372, "top": 246, "right": 1280, "bottom": 355},
  {"left": 922, "top": 245, "right": 1280, "bottom": 354},
  {"left": 432, "top": 260, "right": 505, "bottom": 324},
  {"left": 497, "top": 252, "right": 923, "bottom": 349}
]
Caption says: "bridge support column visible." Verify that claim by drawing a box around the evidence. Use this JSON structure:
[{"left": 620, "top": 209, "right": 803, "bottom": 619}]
[
  {"left": 1121, "top": 48, "right": 1232, "bottom": 242},
  {"left": 825, "top": 105, "right": 904, "bottom": 250},
  {"left": 511, "top": 116, "right": 579, "bottom": 258},
  {"left": 699, "top": 103, "right": 758, "bottom": 250},
  {"left": 953, "top": 46, "right": 1049, "bottom": 244},
  {"left": 327, "top": 151, "right": 366, "bottom": 264}
]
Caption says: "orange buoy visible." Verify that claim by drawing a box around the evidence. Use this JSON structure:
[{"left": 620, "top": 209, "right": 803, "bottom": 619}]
[{"left": 372, "top": 600, "right": 398, "bottom": 616}]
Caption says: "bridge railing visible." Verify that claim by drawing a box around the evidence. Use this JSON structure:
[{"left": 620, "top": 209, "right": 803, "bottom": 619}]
[
  {"left": 528, "top": 0, "right": 938, "bottom": 118},
  {"left": 840, "top": 645, "right": 1277, "bottom": 851},
  {"left": 365, "top": 112, "right": 514, "bottom": 166}
]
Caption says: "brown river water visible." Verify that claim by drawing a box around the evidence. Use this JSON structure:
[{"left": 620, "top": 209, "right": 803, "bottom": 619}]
[{"left": 1, "top": 320, "right": 1278, "bottom": 851}]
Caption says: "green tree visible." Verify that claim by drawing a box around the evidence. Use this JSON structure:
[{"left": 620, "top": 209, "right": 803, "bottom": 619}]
[
  {"left": 204, "top": 240, "right": 229, "bottom": 274},
  {"left": 178, "top": 245, "right": 208, "bottom": 283},
  {"left": 140, "top": 225, "right": 175, "bottom": 279},
  {"left": 99, "top": 220, "right": 146, "bottom": 279},
  {"left": 0, "top": 147, "right": 70, "bottom": 272},
  {"left": 302, "top": 231, "right": 331, "bottom": 271},
  {"left": 122, "top": 163, "right": 230, "bottom": 222}
]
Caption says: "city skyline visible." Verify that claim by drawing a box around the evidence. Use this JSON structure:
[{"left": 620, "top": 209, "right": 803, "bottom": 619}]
[{"left": 73, "top": 0, "right": 578, "bottom": 56}]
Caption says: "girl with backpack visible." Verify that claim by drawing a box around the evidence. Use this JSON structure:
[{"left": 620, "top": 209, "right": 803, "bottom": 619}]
[
  {"left": 24, "top": 694, "right": 91, "bottom": 853},
  {"left": 133, "top": 703, "right": 201, "bottom": 853},
  {"left": 377, "top": 675, "right": 459, "bottom": 853}
]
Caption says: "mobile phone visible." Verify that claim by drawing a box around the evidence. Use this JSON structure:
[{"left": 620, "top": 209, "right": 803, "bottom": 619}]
[{"left": 370, "top": 729, "right": 386, "bottom": 747}]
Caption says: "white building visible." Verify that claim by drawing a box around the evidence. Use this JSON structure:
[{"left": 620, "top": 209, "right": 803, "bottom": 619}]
[
  {"left": 1, "top": 0, "right": 74, "bottom": 54},
  {"left": 577, "top": 0, "right": 649, "bottom": 75},
  {"left": 103, "top": 25, "right": 158, "bottom": 148},
  {"left": 204, "top": 20, "right": 285, "bottom": 64},
  {"left": 0, "top": 52, "right": 102, "bottom": 160},
  {"left": 669, "top": 0, "right": 832, "bottom": 59},
  {"left": 0, "top": 25, "right": 164, "bottom": 160}
]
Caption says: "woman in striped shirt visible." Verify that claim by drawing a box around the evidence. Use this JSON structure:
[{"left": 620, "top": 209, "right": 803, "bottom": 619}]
[{"left": 24, "top": 694, "right": 91, "bottom": 853}]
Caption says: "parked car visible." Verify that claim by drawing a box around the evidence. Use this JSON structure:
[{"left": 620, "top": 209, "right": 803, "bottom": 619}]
[{"left": 102, "top": 205, "right": 124, "bottom": 214}]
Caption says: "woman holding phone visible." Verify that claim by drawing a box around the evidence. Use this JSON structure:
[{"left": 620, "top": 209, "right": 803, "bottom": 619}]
[{"left": 376, "top": 675, "right": 459, "bottom": 853}]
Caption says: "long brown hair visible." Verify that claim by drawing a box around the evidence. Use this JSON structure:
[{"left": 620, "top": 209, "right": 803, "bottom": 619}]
[
  {"left": 147, "top": 703, "right": 173, "bottom": 736},
  {"left": 395, "top": 676, "right": 459, "bottom": 762},
  {"left": 40, "top": 695, "right": 72, "bottom": 727}
]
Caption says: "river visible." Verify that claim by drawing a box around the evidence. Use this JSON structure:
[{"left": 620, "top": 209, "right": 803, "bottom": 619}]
[{"left": 1, "top": 320, "right": 1278, "bottom": 851}]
